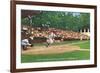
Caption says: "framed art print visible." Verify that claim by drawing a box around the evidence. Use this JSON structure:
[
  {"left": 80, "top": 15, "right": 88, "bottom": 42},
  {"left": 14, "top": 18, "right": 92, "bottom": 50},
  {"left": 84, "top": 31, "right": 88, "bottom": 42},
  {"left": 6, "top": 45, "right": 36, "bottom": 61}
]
[{"left": 10, "top": 0, "right": 97, "bottom": 72}]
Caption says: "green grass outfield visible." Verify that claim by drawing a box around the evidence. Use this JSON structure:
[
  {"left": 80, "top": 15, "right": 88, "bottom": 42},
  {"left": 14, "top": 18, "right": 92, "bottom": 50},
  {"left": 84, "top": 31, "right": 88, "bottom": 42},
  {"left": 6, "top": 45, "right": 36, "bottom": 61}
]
[{"left": 21, "top": 40, "right": 90, "bottom": 63}]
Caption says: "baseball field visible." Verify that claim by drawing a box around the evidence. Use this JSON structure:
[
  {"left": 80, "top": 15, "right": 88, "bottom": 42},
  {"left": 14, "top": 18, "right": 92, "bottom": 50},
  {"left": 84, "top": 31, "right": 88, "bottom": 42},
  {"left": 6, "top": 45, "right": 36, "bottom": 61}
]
[{"left": 21, "top": 40, "right": 90, "bottom": 63}]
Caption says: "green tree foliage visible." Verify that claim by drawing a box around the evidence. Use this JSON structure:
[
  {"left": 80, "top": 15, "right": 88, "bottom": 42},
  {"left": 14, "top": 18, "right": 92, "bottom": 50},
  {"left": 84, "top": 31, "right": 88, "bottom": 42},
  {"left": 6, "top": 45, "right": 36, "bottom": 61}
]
[{"left": 21, "top": 11, "right": 90, "bottom": 32}]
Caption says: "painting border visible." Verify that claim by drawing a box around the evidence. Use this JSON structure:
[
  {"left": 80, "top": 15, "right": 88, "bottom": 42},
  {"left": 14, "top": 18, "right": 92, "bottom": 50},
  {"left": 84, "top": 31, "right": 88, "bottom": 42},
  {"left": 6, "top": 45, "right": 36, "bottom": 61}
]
[{"left": 10, "top": 1, "right": 97, "bottom": 72}]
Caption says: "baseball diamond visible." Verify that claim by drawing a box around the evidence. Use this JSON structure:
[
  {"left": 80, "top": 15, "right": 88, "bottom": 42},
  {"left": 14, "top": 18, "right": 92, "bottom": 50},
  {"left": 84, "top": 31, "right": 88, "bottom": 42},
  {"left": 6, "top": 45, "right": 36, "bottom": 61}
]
[{"left": 21, "top": 10, "right": 90, "bottom": 63}]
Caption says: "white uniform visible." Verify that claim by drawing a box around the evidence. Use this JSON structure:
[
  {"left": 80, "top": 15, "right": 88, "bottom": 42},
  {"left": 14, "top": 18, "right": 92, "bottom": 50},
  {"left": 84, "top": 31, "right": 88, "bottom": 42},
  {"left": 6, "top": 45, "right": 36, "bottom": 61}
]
[
  {"left": 47, "top": 32, "right": 56, "bottom": 44},
  {"left": 21, "top": 39, "right": 31, "bottom": 46}
]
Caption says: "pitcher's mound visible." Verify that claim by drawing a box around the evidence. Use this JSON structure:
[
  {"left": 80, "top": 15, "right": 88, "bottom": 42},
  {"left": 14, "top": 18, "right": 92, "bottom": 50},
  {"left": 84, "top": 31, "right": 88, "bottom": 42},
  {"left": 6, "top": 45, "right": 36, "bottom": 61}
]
[{"left": 22, "top": 45, "right": 80, "bottom": 55}]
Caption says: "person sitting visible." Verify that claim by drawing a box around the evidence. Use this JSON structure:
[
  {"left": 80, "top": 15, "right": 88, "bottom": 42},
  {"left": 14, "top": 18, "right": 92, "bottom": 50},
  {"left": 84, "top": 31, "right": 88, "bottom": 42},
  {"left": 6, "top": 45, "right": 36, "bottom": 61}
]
[{"left": 21, "top": 39, "right": 31, "bottom": 50}]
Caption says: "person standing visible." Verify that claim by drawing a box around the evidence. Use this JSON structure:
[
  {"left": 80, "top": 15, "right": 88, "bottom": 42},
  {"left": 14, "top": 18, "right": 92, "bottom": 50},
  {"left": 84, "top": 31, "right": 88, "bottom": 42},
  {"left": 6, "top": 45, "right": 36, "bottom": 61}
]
[{"left": 46, "top": 32, "right": 56, "bottom": 47}]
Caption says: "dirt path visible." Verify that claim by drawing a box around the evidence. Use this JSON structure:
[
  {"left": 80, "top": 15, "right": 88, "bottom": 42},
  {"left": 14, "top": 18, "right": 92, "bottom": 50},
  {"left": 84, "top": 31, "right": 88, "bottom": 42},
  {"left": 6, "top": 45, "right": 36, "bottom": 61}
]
[
  {"left": 77, "top": 49, "right": 90, "bottom": 51},
  {"left": 22, "top": 44, "right": 80, "bottom": 55}
]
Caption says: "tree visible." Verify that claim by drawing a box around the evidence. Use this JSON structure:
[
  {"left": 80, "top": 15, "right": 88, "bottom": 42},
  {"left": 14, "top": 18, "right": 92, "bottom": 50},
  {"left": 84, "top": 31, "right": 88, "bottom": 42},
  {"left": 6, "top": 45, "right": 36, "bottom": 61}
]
[{"left": 21, "top": 11, "right": 90, "bottom": 32}]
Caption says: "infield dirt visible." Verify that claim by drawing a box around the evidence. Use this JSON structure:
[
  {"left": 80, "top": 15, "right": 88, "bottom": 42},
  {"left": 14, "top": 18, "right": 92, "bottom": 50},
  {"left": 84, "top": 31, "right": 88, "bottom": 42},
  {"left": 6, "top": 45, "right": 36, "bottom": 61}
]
[{"left": 22, "top": 44, "right": 81, "bottom": 55}]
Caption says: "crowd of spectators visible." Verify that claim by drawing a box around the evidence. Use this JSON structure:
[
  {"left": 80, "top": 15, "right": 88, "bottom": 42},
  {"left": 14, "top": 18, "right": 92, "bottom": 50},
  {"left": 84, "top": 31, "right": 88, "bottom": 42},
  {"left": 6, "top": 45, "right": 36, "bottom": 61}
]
[{"left": 21, "top": 25, "right": 90, "bottom": 42}]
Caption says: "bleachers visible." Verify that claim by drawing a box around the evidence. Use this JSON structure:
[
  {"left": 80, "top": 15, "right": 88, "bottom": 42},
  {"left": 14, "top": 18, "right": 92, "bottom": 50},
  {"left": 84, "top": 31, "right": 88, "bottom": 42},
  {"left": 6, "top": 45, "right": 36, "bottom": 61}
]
[{"left": 21, "top": 25, "right": 90, "bottom": 43}]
